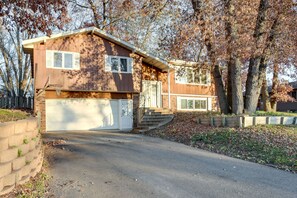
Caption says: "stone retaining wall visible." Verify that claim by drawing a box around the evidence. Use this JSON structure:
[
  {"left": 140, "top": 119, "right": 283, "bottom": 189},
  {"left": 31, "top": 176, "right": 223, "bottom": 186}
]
[
  {"left": 0, "top": 118, "right": 43, "bottom": 196},
  {"left": 197, "top": 116, "right": 297, "bottom": 128}
]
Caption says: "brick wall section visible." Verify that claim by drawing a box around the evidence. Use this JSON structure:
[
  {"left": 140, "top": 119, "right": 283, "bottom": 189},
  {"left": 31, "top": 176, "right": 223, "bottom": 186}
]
[
  {"left": 133, "top": 94, "right": 140, "bottom": 127},
  {"left": 0, "top": 118, "right": 43, "bottom": 196},
  {"left": 162, "top": 95, "right": 177, "bottom": 111},
  {"left": 35, "top": 90, "right": 46, "bottom": 132}
]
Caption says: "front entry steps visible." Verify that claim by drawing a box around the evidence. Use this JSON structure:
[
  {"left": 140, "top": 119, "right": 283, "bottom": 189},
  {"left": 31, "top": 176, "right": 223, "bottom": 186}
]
[{"left": 135, "top": 108, "right": 174, "bottom": 133}]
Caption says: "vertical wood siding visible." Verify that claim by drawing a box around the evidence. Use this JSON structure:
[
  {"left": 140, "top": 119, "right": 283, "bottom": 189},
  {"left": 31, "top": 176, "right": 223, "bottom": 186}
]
[
  {"left": 162, "top": 70, "right": 216, "bottom": 96},
  {"left": 33, "top": 34, "right": 142, "bottom": 93}
]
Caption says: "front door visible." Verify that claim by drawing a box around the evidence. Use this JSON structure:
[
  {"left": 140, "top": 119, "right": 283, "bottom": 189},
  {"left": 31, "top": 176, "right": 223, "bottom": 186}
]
[{"left": 141, "top": 80, "right": 162, "bottom": 108}]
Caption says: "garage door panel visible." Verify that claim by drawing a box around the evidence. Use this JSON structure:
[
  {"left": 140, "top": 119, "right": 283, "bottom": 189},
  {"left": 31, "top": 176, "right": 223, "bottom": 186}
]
[{"left": 46, "top": 99, "right": 119, "bottom": 131}]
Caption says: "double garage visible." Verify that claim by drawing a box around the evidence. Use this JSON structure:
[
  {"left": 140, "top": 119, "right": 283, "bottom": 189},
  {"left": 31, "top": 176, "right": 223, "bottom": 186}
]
[{"left": 45, "top": 97, "right": 133, "bottom": 131}]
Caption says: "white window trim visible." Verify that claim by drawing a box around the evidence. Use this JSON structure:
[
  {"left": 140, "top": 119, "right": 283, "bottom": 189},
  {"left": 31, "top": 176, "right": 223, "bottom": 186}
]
[
  {"left": 46, "top": 50, "right": 80, "bottom": 70},
  {"left": 105, "top": 55, "right": 133, "bottom": 74},
  {"left": 177, "top": 97, "right": 208, "bottom": 111},
  {"left": 175, "top": 68, "right": 211, "bottom": 86},
  {"left": 161, "top": 93, "right": 217, "bottom": 98}
]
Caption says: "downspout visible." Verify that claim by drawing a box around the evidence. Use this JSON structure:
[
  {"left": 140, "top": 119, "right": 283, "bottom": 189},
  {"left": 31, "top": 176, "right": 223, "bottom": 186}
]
[{"left": 167, "top": 68, "right": 171, "bottom": 109}]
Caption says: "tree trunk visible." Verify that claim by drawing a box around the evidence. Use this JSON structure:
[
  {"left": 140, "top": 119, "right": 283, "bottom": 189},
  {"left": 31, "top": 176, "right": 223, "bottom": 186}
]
[
  {"left": 87, "top": 0, "right": 101, "bottom": 28},
  {"left": 261, "top": 73, "right": 271, "bottom": 112},
  {"left": 224, "top": 0, "right": 243, "bottom": 114},
  {"left": 102, "top": 0, "right": 108, "bottom": 29},
  {"left": 227, "top": 64, "right": 232, "bottom": 113},
  {"left": 270, "top": 63, "right": 279, "bottom": 112},
  {"left": 244, "top": 0, "right": 269, "bottom": 114},
  {"left": 271, "top": 101, "right": 277, "bottom": 112},
  {"left": 230, "top": 57, "right": 244, "bottom": 114},
  {"left": 245, "top": 57, "right": 261, "bottom": 113},
  {"left": 213, "top": 65, "right": 230, "bottom": 114},
  {"left": 224, "top": 0, "right": 232, "bottom": 113}
]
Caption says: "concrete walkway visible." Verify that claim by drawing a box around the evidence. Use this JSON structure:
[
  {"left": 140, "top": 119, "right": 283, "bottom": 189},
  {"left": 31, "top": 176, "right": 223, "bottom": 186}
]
[{"left": 43, "top": 131, "right": 297, "bottom": 198}]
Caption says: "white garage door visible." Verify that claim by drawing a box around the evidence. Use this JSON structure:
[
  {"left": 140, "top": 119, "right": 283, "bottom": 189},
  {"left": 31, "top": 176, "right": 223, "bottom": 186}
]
[{"left": 46, "top": 99, "right": 133, "bottom": 131}]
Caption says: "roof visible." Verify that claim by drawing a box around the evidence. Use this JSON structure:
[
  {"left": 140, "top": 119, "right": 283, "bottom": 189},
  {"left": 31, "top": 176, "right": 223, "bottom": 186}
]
[{"left": 22, "top": 27, "right": 169, "bottom": 71}]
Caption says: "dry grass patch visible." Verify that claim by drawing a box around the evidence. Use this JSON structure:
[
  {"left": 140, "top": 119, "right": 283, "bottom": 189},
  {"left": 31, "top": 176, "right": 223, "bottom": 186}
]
[{"left": 0, "top": 109, "right": 30, "bottom": 122}]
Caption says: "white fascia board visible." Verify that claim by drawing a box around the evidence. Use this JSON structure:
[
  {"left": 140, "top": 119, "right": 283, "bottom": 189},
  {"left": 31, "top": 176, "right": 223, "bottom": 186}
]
[
  {"left": 169, "top": 60, "right": 199, "bottom": 67},
  {"left": 22, "top": 27, "right": 95, "bottom": 47},
  {"left": 169, "top": 60, "right": 212, "bottom": 69}
]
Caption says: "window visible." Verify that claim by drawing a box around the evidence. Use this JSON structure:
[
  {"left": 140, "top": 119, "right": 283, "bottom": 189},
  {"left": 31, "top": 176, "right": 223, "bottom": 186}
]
[
  {"left": 54, "top": 52, "right": 62, "bottom": 68},
  {"left": 175, "top": 68, "right": 210, "bottom": 85},
  {"left": 46, "top": 50, "right": 80, "bottom": 70},
  {"left": 195, "top": 100, "right": 206, "bottom": 109},
  {"left": 111, "top": 58, "right": 119, "bottom": 71},
  {"left": 120, "top": 58, "right": 128, "bottom": 72},
  {"left": 178, "top": 97, "right": 208, "bottom": 111},
  {"left": 105, "top": 55, "right": 133, "bottom": 73},
  {"left": 181, "top": 99, "right": 187, "bottom": 109},
  {"left": 64, "top": 53, "right": 73, "bottom": 68}
]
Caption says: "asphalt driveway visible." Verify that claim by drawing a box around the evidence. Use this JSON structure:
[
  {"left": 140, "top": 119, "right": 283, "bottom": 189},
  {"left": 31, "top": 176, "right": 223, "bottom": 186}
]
[{"left": 43, "top": 131, "right": 297, "bottom": 198}]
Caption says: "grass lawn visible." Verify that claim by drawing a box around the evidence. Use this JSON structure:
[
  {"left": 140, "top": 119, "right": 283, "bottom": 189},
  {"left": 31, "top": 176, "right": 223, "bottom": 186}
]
[
  {"left": 0, "top": 109, "right": 30, "bottom": 122},
  {"left": 191, "top": 125, "right": 297, "bottom": 172},
  {"left": 145, "top": 112, "right": 297, "bottom": 173},
  {"left": 254, "top": 111, "right": 297, "bottom": 117}
]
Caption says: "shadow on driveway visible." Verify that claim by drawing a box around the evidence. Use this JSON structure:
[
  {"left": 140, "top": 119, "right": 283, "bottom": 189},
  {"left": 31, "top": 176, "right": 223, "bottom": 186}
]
[{"left": 43, "top": 131, "right": 297, "bottom": 198}]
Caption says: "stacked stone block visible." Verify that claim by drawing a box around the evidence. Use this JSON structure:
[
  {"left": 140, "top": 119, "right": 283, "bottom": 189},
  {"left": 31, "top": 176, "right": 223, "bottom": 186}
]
[{"left": 0, "top": 118, "right": 43, "bottom": 196}]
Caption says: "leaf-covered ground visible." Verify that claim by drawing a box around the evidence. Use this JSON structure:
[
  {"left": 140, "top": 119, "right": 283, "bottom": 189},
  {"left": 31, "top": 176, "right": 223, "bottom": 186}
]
[
  {"left": 145, "top": 112, "right": 297, "bottom": 173},
  {"left": 0, "top": 109, "right": 30, "bottom": 122}
]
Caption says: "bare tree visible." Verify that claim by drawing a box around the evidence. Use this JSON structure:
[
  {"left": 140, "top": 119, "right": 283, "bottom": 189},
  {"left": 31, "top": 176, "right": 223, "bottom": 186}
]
[{"left": 0, "top": 0, "right": 69, "bottom": 100}]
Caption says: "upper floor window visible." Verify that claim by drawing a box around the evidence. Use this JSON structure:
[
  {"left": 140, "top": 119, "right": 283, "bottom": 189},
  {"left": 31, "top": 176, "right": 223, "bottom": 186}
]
[
  {"left": 175, "top": 68, "right": 210, "bottom": 85},
  {"left": 105, "top": 55, "right": 133, "bottom": 73},
  {"left": 46, "top": 50, "right": 80, "bottom": 70}
]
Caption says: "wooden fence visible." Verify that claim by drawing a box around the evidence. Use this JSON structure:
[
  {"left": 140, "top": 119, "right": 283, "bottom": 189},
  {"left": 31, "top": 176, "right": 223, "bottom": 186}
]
[{"left": 0, "top": 97, "right": 33, "bottom": 109}]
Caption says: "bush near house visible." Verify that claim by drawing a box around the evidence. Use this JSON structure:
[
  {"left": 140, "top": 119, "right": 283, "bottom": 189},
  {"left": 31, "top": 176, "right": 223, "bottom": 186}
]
[{"left": 145, "top": 112, "right": 297, "bottom": 173}]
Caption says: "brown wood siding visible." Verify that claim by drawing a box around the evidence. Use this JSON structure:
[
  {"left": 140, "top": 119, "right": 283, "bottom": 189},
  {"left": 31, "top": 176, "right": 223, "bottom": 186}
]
[
  {"left": 34, "top": 33, "right": 142, "bottom": 93},
  {"left": 45, "top": 90, "right": 132, "bottom": 99},
  {"left": 33, "top": 44, "right": 47, "bottom": 89},
  {"left": 162, "top": 70, "right": 216, "bottom": 96},
  {"left": 142, "top": 62, "right": 166, "bottom": 81}
]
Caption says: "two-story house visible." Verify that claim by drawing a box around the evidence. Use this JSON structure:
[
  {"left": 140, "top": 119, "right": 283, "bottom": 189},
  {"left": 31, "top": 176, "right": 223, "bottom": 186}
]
[{"left": 22, "top": 27, "right": 218, "bottom": 132}]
